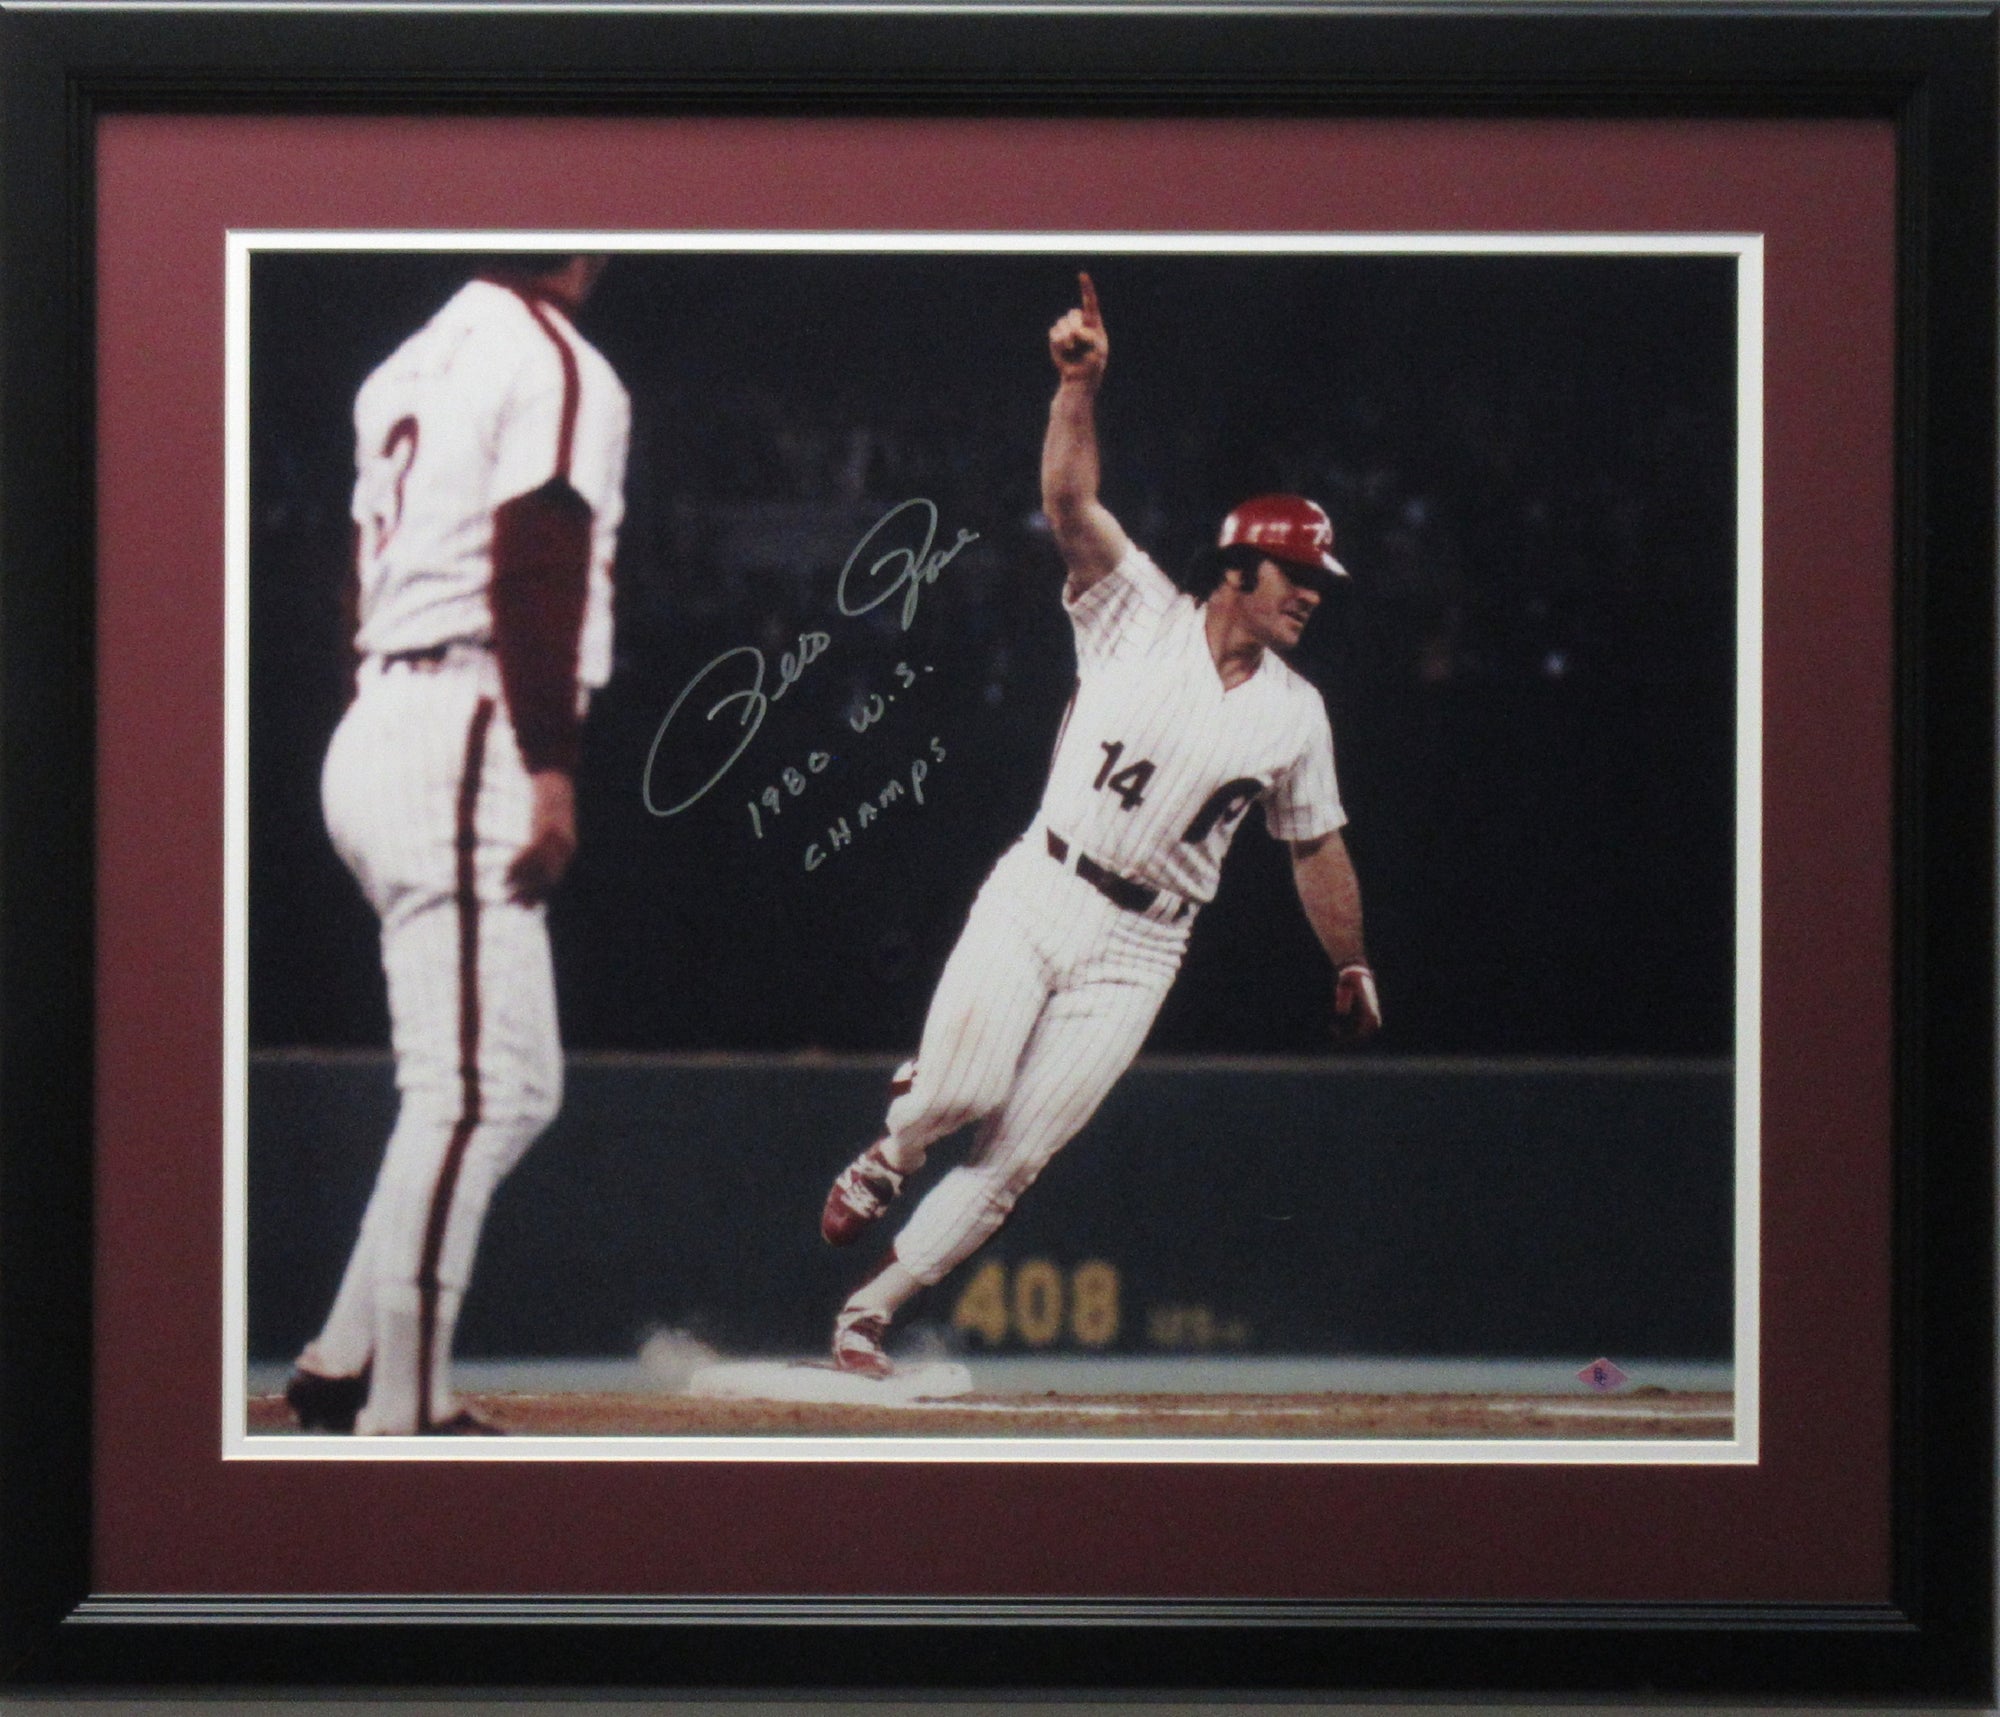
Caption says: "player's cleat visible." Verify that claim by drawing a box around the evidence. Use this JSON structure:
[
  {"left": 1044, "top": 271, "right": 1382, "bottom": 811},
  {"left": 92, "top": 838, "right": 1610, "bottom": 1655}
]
[
  {"left": 831, "top": 1310, "right": 894, "bottom": 1379},
  {"left": 424, "top": 1409, "right": 507, "bottom": 1436},
  {"left": 820, "top": 1143, "right": 906, "bottom": 1246},
  {"left": 284, "top": 1362, "right": 371, "bottom": 1434}
]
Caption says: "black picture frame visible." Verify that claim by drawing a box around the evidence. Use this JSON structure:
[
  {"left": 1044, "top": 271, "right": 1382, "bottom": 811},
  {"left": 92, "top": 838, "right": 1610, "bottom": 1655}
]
[{"left": 2, "top": 1, "right": 1993, "bottom": 1700}]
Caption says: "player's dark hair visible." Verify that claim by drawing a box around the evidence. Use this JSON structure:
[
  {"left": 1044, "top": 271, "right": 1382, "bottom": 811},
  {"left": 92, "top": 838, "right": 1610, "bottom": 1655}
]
[
  {"left": 1184, "top": 544, "right": 1268, "bottom": 600},
  {"left": 460, "top": 251, "right": 583, "bottom": 283}
]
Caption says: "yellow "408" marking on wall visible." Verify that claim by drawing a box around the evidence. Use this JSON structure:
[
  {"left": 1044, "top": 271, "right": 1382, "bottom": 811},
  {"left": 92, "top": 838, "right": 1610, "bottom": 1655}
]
[{"left": 949, "top": 1258, "right": 1121, "bottom": 1349}]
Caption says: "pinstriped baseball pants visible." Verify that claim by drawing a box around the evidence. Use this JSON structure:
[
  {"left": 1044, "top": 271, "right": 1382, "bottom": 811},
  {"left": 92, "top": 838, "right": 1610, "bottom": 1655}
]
[
  {"left": 304, "top": 654, "right": 561, "bottom": 1434},
  {"left": 887, "top": 829, "right": 1191, "bottom": 1285}
]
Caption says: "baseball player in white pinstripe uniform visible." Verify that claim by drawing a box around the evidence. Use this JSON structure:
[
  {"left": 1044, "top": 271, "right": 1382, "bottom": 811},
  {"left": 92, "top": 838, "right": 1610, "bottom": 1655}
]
[
  {"left": 820, "top": 274, "right": 1381, "bottom": 1377},
  {"left": 283, "top": 254, "right": 630, "bottom": 1434}
]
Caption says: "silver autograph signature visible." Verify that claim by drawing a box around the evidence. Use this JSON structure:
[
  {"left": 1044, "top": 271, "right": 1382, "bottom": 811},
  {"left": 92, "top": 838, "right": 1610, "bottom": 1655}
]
[
  {"left": 644, "top": 499, "right": 977, "bottom": 818},
  {"left": 836, "top": 497, "right": 980, "bottom": 631},
  {"left": 642, "top": 633, "right": 830, "bottom": 818}
]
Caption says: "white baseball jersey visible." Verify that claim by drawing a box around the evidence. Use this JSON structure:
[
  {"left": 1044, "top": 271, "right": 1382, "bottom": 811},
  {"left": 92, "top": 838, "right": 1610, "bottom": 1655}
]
[
  {"left": 1039, "top": 546, "right": 1344, "bottom": 902},
  {"left": 350, "top": 276, "right": 629, "bottom": 690}
]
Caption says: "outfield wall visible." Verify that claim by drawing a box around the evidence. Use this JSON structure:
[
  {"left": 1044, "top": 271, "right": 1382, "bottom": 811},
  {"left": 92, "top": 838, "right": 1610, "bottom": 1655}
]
[{"left": 247, "top": 1053, "right": 1735, "bottom": 1364}]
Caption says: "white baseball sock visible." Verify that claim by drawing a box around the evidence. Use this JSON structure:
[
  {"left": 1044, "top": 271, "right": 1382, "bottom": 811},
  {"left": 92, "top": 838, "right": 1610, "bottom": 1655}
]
[{"left": 842, "top": 1256, "right": 923, "bottom": 1324}]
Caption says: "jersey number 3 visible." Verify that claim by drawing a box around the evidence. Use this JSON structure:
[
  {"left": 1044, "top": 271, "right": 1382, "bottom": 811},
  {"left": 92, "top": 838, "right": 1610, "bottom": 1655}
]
[
  {"left": 1093, "top": 741, "right": 1155, "bottom": 811},
  {"left": 361, "top": 415, "right": 421, "bottom": 557}
]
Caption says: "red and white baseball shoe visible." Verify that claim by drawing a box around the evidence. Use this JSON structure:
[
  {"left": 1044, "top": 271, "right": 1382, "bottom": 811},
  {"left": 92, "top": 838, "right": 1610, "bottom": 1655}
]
[
  {"left": 820, "top": 1142, "right": 906, "bottom": 1246},
  {"left": 831, "top": 1310, "right": 894, "bottom": 1378}
]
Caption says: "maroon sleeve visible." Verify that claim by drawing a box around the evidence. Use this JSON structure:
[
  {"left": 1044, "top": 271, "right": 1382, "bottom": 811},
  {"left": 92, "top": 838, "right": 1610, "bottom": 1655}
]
[{"left": 489, "top": 476, "right": 593, "bottom": 774}]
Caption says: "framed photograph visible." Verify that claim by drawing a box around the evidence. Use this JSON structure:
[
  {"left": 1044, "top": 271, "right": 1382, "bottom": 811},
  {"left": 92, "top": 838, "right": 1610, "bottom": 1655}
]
[{"left": 3, "top": 1, "right": 1992, "bottom": 1700}]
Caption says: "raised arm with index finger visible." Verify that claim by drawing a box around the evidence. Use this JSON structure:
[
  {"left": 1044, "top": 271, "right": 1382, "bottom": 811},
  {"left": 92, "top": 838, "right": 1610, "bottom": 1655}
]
[{"left": 1040, "top": 271, "right": 1134, "bottom": 596}]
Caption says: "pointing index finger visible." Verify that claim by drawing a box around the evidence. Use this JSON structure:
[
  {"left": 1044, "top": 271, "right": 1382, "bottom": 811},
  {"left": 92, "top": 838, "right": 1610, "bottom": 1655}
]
[{"left": 1078, "top": 271, "right": 1101, "bottom": 327}]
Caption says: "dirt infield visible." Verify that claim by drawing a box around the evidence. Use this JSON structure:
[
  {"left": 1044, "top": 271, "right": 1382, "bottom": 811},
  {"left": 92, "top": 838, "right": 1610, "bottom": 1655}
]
[{"left": 247, "top": 1387, "right": 1731, "bottom": 1440}]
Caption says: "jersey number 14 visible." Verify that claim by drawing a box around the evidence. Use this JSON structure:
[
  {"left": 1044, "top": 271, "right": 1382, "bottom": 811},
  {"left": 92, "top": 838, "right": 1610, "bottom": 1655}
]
[{"left": 1093, "top": 741, "right": 1155, "bottom": 810}]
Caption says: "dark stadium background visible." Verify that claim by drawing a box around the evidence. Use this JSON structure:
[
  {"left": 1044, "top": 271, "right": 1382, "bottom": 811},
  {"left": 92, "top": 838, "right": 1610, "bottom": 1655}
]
[{"left": 246, "top": 248, "right": 1738, "bottom": 1062}]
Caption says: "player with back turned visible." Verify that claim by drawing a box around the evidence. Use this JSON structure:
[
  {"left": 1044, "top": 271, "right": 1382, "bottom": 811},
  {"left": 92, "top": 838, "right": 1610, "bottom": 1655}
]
[
  {"left": 818, "top": 273, "right": 1382, "bottom": 1377},
  {"left": 282, "top": 253, "right": 630, "bottom": 1434}
]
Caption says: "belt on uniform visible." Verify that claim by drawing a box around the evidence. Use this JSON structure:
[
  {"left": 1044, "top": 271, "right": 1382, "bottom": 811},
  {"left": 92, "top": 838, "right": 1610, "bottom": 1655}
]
[{"left": 1045, "top": 829, "right": 1190, "bottom": 921}]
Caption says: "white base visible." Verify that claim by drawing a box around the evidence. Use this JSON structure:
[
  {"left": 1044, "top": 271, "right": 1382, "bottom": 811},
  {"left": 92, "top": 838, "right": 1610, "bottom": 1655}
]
[{"left": 686, "top": 1359, "right": 974, "bottom": 1405}]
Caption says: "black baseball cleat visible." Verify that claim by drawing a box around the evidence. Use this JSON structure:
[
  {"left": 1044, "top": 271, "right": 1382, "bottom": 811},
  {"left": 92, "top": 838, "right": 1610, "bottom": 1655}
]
[
  {"left": 284, "top": 1362, "right": 371, "bottom": 1434},
  {"left": 831, "top": 1310, "right": 894, "bottom": 1379},
  {"left": 821, "top": 1143, "right": 906, "bottom": 1245},
  {"left": 424, "top": 1409, "right": 507, "bottom": 1436}
]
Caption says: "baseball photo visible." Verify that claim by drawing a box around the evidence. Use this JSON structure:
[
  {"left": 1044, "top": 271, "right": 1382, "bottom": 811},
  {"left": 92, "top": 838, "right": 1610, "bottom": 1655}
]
[{"left": 229, "top": 239, "right": 1752, "bottom": 1456}]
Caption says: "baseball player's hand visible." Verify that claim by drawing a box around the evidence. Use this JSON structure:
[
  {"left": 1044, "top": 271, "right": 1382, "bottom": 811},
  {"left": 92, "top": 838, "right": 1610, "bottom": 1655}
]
[
  {"left": 507, "top": 769, "right": 578, "bottom": 904},
  {"left": 1332, "top": 963, "right": 1382, "bottom": 1042},
  {"left": 1049, "top": 272, "right": 1109, "bottom": 387}
]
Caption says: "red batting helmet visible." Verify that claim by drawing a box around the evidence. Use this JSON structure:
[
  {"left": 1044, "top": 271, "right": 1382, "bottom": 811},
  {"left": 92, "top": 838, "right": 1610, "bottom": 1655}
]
[{"left": 1216, "top": 494, "right": 1348, "bottom": 582}]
